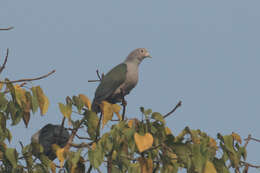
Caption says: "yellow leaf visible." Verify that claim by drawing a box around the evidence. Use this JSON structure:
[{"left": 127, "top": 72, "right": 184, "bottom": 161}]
[
  {"left": 79, "top": 94, "right": 92, "bottom": 110},
  {"left": 165, "top": 127, "right": 172, "bottom": 135},
  {"left": 14, "top": 84, "right": 27, "bottom": 107},
  {"left": 50, "top": 162, "right": 56, "bottom": 173},
  {"left": 36, "top": 86, "right": 49, "bottom": 115},
  {"left": 91, "top": 142, "right": 96, "bottom": 150},
  {"left": 100, "top": 101, "right": 113, "bottom": 128},
  {"left": 58, "top": 103, "right": 72, "bottom": 125},
  {"left": 112, "top": 104, "right": 121, "bottom": 120},
  {"left": 128, "top": 120, "right": 134, "bottom": 128},
  {"left": 134, "top": 133, "right": 154, "bottom": 153},
  {"left": 204, "top": 161, "right": 217, "bottom": 173},
  {"left": 209, "top": 138, "right": 218, "bottom": 150},
  {"left": 56, "top": 148, "right": 65, "bottom": 168},
  {"left": 138, "top": 157, "right": 153, "bottom": 173},
  {"left": 232, "top": 132, "right": 242, "bottom": 144},
  {"left": 0, "top": 83, "right": 4, "bottom": 91}
]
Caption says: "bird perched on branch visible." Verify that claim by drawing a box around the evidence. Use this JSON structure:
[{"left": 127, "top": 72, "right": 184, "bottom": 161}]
[
  {"left": 92, "top": 48, "right": 151, "bottom": 112},
  {"left": 31, "top": 124, "right": 70, "bottom": 160}
]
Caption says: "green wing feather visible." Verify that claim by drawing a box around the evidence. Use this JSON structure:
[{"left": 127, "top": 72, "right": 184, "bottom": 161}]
[{"left": 93, "top": 63, "right": 127, "bottom": 105}]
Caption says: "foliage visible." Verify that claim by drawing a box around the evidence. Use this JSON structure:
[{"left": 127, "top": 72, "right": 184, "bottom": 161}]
[
  {"left": 0, "top": 82, "right": 251, "bottom": 173},
  {"left": 0, "top": 45, "right": 255, "bottom": 173}
]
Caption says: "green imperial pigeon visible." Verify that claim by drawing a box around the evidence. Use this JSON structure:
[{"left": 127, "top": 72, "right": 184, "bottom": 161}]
[{"left": 92, "top": 48, "right": 151, "bottom": 112}]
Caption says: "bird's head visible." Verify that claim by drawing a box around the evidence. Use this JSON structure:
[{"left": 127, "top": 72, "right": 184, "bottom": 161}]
[{"left": 125, "top": 48, "right": 151, "bottom": 64}]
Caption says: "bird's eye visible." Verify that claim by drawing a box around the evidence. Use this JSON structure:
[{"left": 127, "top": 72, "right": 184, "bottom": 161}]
[{"left": 140, "top": 49, "right": 144, "bottom": 53}]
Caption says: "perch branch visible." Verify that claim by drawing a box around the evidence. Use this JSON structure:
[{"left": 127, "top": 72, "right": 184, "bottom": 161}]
[
  {"left": 0, "top": 70, "right": 56, "bottom": 84},
  {"left": 0, "top": 48, "right": 9, "bottom": 74},
  {"left": 88, "top": 69, "right": 103, "bottom": 82},
  {"left": 163, "top": 101, "right": 182, "bottom": 118},
  {"left": 0, "top": 26, "right": 14, "bottom": 31}
]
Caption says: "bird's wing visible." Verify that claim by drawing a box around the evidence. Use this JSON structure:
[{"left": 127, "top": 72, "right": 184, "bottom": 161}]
[{"left": 94, "top": 63, "right": 127, "bottom": 102}]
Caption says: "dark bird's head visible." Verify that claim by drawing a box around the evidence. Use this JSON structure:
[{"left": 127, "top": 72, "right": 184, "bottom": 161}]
[{"left": 125, "top": 48, "right": 151, "bottom": 64}]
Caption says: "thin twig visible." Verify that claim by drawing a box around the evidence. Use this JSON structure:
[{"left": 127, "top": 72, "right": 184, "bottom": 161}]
[
  {"left": 0, "top": 70, "right": 56, "bottom": 84},
  {"left": 75, "top": 134, "right": 91, "bottom": 140},
  {"left": 96, "top": 70, "right": 102, "bottom": 80},
  {"left": 88, "top": 79, "right": 100, "bottom": 82},
  {"left": 0, "top": 26, "right": 14, "bottom": 31},
  {"left": 163, "top": 101, "right": 182, "bottom": 118},
  {"left": 70, "top": 142, "right": 91, "bottom": 149},
  {"left": 120, "top": 89, "right": 127, "bottom": 120},
  {"left": 248, "top": 137, "right": 260, "bottom": 143},
  {"left": 0, "top": 48, "right": 9, "bottom": 74},
  {"left": 244, "top": 134, "right": 251, "bottom": 148},
  {"left": 240, "top": 161, "right": 260, "bottom": 168},
  {"left": 65, "top": 115, "right": 86, "bottom": 149},
  {"left": 88, "top": 69, "right": 103, "bottom": 82}
]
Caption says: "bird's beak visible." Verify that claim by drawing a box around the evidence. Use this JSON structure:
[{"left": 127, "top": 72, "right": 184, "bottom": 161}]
[{"left": 145, "top": 52, "right": 152, "bottom": 58}]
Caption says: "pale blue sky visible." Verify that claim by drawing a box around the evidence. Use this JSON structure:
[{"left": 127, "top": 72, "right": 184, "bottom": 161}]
[{"left": 1, "top": 0, "right": 260, "bottom": 171}]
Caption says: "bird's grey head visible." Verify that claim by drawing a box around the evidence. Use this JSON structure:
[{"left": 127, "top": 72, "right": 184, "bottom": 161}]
[{"left": 124, "top": 48, "right": 151, "bottom": 64}]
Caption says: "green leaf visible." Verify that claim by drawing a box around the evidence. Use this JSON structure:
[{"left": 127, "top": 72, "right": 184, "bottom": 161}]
[
  {"left": 88, "top": 143, "right": 104, "bottom": 168},
  {"left": 0, "top": 93, "right": 8, "bottom": 111},
  {"left": 58, "top": 103, "right": 72, "bottom": 120},
  {"left": 151, "top": 112, "right": 165, "bottom": 124},
  {"left": 86, "top": 111, "right": 99, "bottom": 139},
  {"left": 72, "top": 95, "right": 84, "bottom": 114},
  {"left": 144, "top": 108, "right": 152, "bottom": 116},
  {"left": 71, "top": 149, "right": 82, "bottom": 169},
  {"left": 11, "top": 110, "right": 23, "bottom": 126},
  {"left": 31, "top": 87, "right": 39, "bottom": 113},
  {"left": 5, "top": 148, "right": 18, "bottom": 168},
  {"left": 0, "top": 112, "right": 6, "bottom": 132}
]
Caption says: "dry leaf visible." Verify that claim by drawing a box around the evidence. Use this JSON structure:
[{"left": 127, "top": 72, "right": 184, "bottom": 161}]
[
  {"left": 204, "top": 161, "right": 217, "bottom": 173},
  {"left": 232, "top": 132, "right": 242, "bottom": 144},
  {"left": 100, "top": 101, "right": 113, "bottom": 128},
  {"left": 134, "top": 133, "right": 154, "bottom": 153},
  {"left": 79, "top": 94, "right": 92, "bottom": 110}
]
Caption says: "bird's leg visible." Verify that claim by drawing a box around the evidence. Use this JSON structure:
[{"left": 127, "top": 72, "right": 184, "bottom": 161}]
[{"left": 120, "top": 89, "right": 127, "bottom": 120}]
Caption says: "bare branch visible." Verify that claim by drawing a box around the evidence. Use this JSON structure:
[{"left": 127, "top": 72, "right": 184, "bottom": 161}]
[
  {"left": 163, "top": 101, "right": 182, "bottom": 119},
  {"left": 75, "top": 134, "right": 91, "bottom": 140},
  {"left": 96, "top": 70, "right": 102, "bottom": 80},
  {"left": 0, "top": 48, "right": 9, "bottom": 74},
  {"left": 88, "top": 69, "right": 103, "bottom": 82},
  {"left": 0, "top": 70, "right": 56, "bottom": 84},
  {"left": 244, "top": 134, "right": 251, "bottom": 148},
  {"left": 70, "top": 142, "right": 91, "bottom": 149},
  {"left": 240, "top": 161, "right": 260, "bottom": 169},
  {"left": 88, "top": 79, "right": 100, "bottom": 82},
  {"left": 0, "top": 26, "right": 14, "bottom": 31}
]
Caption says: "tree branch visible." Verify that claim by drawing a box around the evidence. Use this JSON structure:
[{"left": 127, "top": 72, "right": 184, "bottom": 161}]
[
  {"left": 163, "top": 101, "right": 182, "bottom": 118},
  {"left": 240, "top": 161, "right": 260, "bottom": 168},
  {"left": 0, "top": 26, "right": 14, "bottom": 31},
  {"left": 88, "top": 69, "right": 104, "bottom": 82},
  {"left": 0, "top": 70, "right": 56, "bottom": 84},
  {"left": 0, "top": 48, "right": 9, "bottom": 74}
]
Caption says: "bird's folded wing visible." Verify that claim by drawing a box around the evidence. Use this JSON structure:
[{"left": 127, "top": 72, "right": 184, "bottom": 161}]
[{"left": 94, "top": 63, "right": 127, "bottom": 102}]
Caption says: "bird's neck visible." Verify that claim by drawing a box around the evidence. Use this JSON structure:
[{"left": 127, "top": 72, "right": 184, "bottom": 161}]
[{"left": 124, "top": 58, "right": 141, "bottom": 66}]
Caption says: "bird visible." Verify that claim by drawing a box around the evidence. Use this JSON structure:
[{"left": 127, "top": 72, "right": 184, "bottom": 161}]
[
  {"left": 31, "top": 124, "right": 70, "bottom": 160},
  {"left": 91, "top": 48, "right": 151, "bottom": 112}
]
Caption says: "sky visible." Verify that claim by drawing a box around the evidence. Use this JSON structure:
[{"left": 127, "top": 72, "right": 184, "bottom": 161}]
[{"left": 1, "top": 0, "right": 260, "bottom": 172}]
